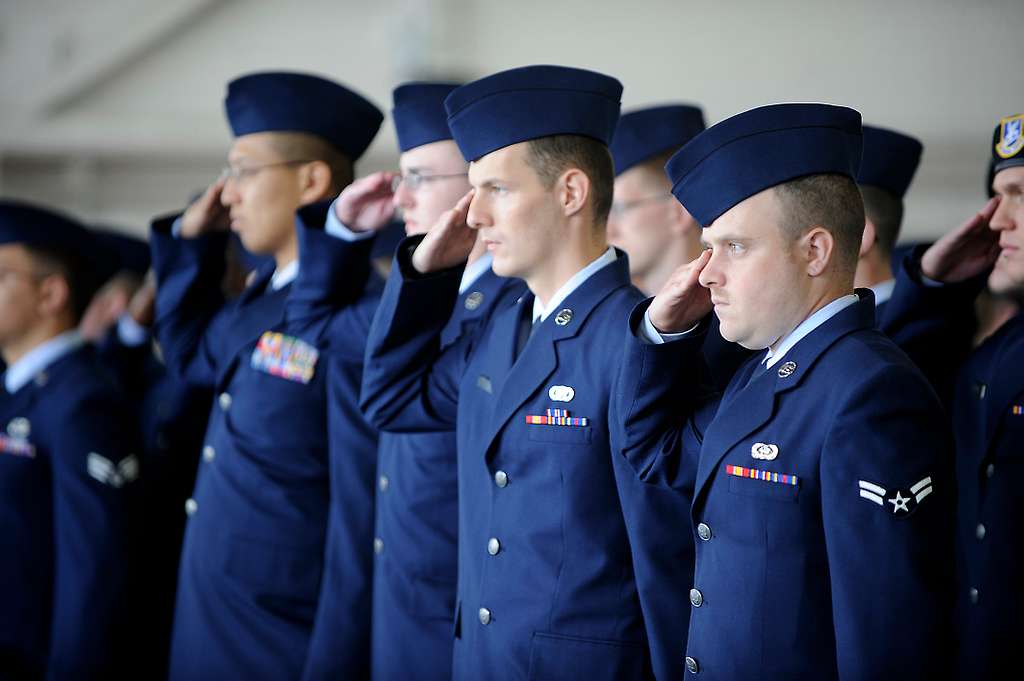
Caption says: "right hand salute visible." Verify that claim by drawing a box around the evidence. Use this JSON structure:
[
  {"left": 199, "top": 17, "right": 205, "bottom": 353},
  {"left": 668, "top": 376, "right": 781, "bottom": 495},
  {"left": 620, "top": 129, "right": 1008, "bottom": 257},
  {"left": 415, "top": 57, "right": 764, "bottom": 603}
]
[
  {"left": 411, "top": 190, "right": 477, "bottom": 274},
  {"left": 647, "top": 248, "right": 713, "bottom": 333},
  {"left": 180, "top": 177, "right": 231, "bottom": 238},
  {"left": 334, "top": 171, "right": 399, "bottom": 232},
  {"left": 920, "top": 196, "right": 1002, "bottom": 283}
]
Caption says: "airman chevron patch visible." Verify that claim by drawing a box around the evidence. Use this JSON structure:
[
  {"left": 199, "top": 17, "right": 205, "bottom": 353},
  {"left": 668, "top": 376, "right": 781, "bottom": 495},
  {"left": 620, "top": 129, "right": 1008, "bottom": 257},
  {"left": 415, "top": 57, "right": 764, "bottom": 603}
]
[
  {"left": 87, "top": 453, "right": 139, "bottom": 488},
  {"left": 858, "top": 475, "right": 932, "bottom": 518}
]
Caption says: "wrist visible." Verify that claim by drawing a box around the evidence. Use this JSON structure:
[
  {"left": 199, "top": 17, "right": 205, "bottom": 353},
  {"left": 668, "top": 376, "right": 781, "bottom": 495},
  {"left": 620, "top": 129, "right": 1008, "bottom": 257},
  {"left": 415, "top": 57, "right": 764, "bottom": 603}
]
[{"left": 409, "top": 244, "right": 431, "bottom": 274}]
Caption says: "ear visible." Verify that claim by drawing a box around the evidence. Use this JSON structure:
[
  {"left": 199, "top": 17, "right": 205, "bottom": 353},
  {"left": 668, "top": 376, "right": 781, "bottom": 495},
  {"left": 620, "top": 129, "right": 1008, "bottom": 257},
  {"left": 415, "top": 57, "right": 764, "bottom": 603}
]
[
  {"left": 803, "top": 226, "right": 835, "bottom": 277},
  {"left": 667, "top": 200, "right": 697, "bottom": 237},
  {"left": 297, "top": 161, "right": 335, "bottom": 203},
  {"left": 858, "top": 218, "right": 877, "bottom": 258},
  {"left": 558, "top": 168, "right": 591, "bottom": 218},
  {"left": 36, "top": 273, "right": 72, "bottom": 318}
]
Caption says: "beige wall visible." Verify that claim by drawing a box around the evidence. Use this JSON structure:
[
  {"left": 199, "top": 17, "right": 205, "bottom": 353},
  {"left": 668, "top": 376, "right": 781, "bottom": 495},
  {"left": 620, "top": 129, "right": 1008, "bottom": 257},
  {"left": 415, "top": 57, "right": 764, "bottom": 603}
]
[{"left": 1, "top": 0, "right": 1021, "bottom": 239}]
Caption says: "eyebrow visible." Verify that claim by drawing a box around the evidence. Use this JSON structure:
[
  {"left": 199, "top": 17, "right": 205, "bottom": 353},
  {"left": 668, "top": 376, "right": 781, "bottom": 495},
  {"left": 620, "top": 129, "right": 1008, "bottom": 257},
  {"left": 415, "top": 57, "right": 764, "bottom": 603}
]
[
  {"left": 701, "top": 234, "right": 747, "bottom": 249},
  {"left": 995, "top": 182, "right": 1021, "bottom": 193},
  {"left": 227, "top": 151, "right": 257, "bottom": 164}
]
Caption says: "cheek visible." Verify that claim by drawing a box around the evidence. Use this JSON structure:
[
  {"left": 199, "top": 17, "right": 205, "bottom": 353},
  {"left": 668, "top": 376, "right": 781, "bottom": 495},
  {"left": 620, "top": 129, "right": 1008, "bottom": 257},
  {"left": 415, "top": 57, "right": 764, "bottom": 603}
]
[
  {"left": 425, "top": 190, "right": 463, "bottom": 223},
  {"left": 0, "top": 292, "right": 32, "bottom": 324},
  {"left": 251, "top": 179, "right": 297, "bottom": 214},
  {"left": 725, "top": 259, "right": 772, "bottom": 305},
  {"left": 994, "top": 255, "right": 1024, "bottom": 285},
  {"left": 618, "top": 217, "right": 646, "bottom": 243}
]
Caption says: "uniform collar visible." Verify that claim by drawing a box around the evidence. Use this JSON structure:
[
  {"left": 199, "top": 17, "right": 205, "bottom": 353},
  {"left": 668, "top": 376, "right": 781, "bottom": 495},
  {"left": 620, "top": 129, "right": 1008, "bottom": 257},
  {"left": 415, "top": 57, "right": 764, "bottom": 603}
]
[
  {"left": 4, "top": 330, "right": 85, "bottom": 394},
  {"left": 531, "top": 247, "right": 617, "bottom": 323},
  {"left": 459, "top": 252, "right": 494, "bottom": 294},
  {"left": 762, "top": 293, "right": 859, "bottom": 369},
  {"left": 869, "top": 278, "right": 896, "bottom": 306},
  {"left": 270, "top": 259, "right": 299, "bottom": 291}
]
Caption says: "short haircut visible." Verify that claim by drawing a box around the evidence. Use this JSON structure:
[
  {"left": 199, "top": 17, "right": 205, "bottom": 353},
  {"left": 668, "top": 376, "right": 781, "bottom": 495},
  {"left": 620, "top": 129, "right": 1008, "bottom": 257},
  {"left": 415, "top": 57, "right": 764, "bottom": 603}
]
[
  {"left": 525, "top": 135, "right": 615, "bottom": 225},
  {"left": 265, "top": 131, "right": 354, "bottom": 194},
  {"left": 23, "top": 245, "right": 99, "bottom": 323},
  {"left": 857, "top": 184, "right": 903, "bottom": 256},
  {"left": 629, "top": 149, "right": 676, "bottom": 188},
  {"left": 772, "top": 173, "right": 866, "bottom": 273}
]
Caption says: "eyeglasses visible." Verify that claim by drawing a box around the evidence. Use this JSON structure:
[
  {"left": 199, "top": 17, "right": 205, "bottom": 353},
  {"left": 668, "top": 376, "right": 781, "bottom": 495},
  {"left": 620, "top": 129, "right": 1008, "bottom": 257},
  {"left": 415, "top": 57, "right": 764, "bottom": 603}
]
[
  {"left": 0, "top": 266, "right": 53, "bottom": 284},
  {"left": 609, "top": 193, "right": 673, "bottom": 218},
  {"left": 220, "top": 159, "right": 314, "bottom": 183},
  {"left": 391, "top": 170, "right": 469, "bottom": 193}
]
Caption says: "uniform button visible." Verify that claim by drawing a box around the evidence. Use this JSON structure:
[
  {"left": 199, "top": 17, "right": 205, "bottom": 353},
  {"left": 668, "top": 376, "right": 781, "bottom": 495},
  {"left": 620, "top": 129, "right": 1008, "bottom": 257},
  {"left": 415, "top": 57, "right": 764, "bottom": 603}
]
[
  {"left": 184, "top": 498, "right": 198, "bottom": 516},
  {"left": 689, "top": 588, "right": 703, "bottom": 608},
  {"left": 487, "top": 538, "right": 501, "bottom": 555},
  {"left": 969, "top": 587, "right": 979, "bottom": 605},
  {"left": 697, "top": 523, "right": 712, "bottom": 541},
  {"left": 685, "top": 656, "right": 699, "bottom": 674},
  {"left": 374, "top": 537, "right": 384, "bottom": 555},
  {"left": 976, "top": 523, "right": 987, "bottom": 540},
  {"left": 986, "top": 463, "right": 996, "bottom": 479},
  {"left": 218, "top": 392, "right": 232, "bottom": 411},
  {"left": 379, "top": 475, "right": 389, "bottom": 492},
  {"left": 478, "top": 607, "right": 491, "bottom": 625},
  {"left": 202, "top": 445, "right": 216, "bottom": 462},
  {"left": 494, "top": 470, "right": 509, "bottom": 488}
]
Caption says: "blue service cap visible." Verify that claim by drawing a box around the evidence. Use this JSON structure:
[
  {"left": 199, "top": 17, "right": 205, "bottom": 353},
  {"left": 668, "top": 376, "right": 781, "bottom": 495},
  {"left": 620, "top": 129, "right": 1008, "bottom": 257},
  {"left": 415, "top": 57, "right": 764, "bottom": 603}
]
[
  {"left": 92, "top": 228, "right": 151, "bottom": 277},
  {"left": 665, "top": 103, "right": 863, "bottom": 227},
  {"left": 392, "top": 82, "right": 461, "bottom": 152},
  {"left": 992, "top": 113, "right": 1024, "bottom": 176},
  {"left": 225, "top": 72, "right": 384, "bottom": 161},
  {"left": 857, "top": 125, "right": 923, "bottom": 198},
  {"left": 445, "top": 65, "right": 622, "bottom": 162},
  {"left": 610, "top": 104, "right": 705, "bottom": 176},
  {"left": 0, "top": 200, "right": 96, "bottom": 255}
]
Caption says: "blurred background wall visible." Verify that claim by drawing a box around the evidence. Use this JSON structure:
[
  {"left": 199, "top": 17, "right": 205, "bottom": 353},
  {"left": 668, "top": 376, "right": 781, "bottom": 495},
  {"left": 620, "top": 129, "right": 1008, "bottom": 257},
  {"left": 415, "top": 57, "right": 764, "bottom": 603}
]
[{"left": 1, "top": 0, "right": 1021, "bottom": 238}]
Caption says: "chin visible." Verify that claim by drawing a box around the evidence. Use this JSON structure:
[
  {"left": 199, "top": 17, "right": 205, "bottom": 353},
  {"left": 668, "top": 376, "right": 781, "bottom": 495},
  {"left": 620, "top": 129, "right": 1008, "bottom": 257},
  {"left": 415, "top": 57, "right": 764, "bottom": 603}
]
[
  {"left": 720, "top": 322, "right": 764, "bottom": 351},
  {"left": 404, "top": 220, "right": 428, "bottom": 237},
  {"left": 716, "top": 318, "right": 739, "bottom": 344},
  {"left": 237, "top": 234, "right": 272, "bottom": 256},
  {"left": 490, "top": 255, "right": 514, "bottom": 278},
  {"left": 987, "top": 269, "right": 1023, "bottom": 297}
]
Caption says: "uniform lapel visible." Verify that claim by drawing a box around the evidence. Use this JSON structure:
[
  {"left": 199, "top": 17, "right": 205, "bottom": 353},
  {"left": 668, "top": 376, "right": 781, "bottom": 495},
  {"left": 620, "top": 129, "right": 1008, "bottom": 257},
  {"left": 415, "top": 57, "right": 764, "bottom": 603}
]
[
  {"left": 981, "top": 314, "right": 1024, "bottom": 450},
  {"left": 215, "top": 266, "right": 291, "bottom": 388},
  {"left": 477, "top": 254, "right": 631, "bottom": 458},
  {"left": 237, "top": 265, "right": 274, "bottom": 306},
  {"left": 694, "top": 292, "right": 877, "bottom": 500},
  {"left": 442, "top": 268, "right": 509, "bottom": 345}
]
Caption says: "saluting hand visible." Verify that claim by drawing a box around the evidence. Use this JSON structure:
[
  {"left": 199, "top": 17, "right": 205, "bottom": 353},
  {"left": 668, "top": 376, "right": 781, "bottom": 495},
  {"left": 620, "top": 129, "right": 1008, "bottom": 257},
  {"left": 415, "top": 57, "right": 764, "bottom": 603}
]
[
  {"left": 411, "top": 190, "right": 477, "bottom": 274},
  {"left": 647, "top": 249, "right": 713, "bottom": 333},
  {"left": 128, "top": 271, "right": 157, "bottom": 329},
  {"left": 920, "top": 196, "right": 1002, "bottom": 283},
  {"left": 334, "top": 171, "right": 399, "bottom": 232},
  {"left": 179, "top": 177, "right": 231, "bottom": 238}
]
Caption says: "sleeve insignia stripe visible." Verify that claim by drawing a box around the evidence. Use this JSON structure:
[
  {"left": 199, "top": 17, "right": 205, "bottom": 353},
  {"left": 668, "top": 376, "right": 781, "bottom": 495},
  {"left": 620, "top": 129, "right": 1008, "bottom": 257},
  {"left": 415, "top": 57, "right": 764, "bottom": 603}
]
[{"left": 858, "top": 479, "right": 886, "bottom": 506}]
